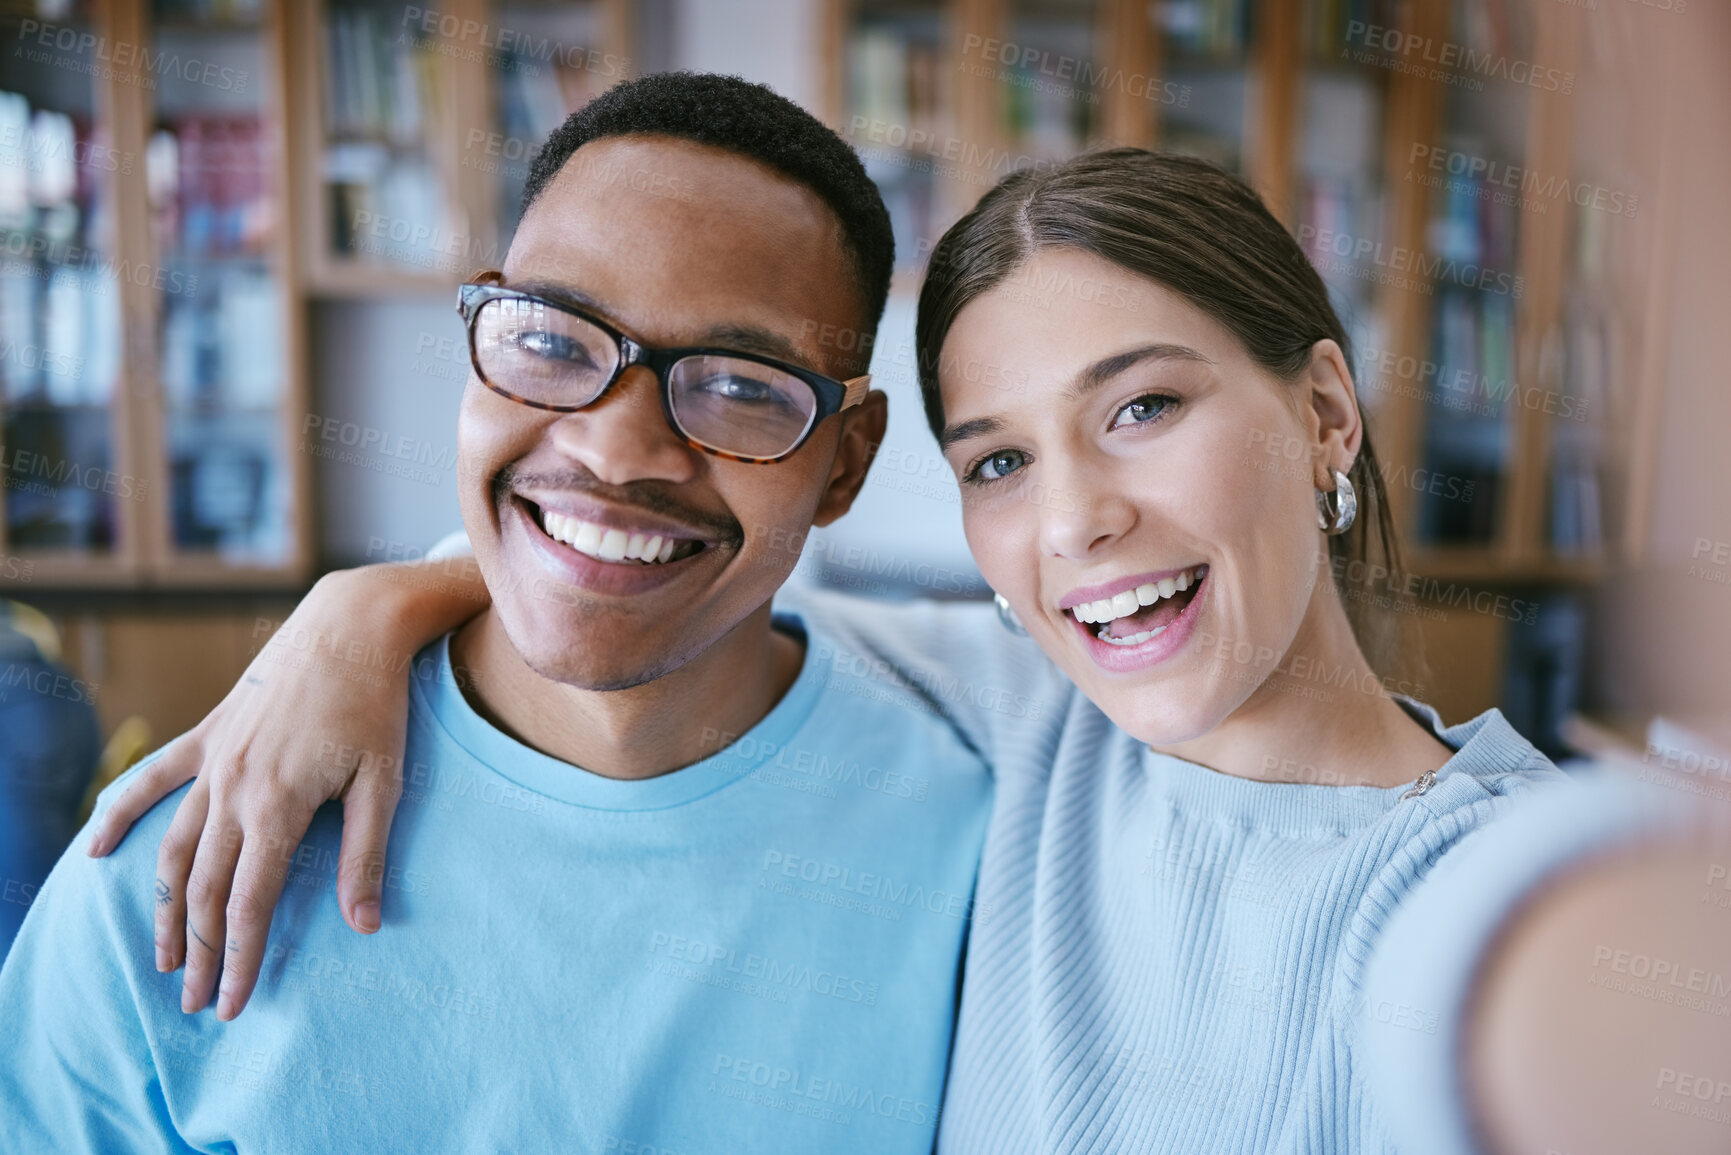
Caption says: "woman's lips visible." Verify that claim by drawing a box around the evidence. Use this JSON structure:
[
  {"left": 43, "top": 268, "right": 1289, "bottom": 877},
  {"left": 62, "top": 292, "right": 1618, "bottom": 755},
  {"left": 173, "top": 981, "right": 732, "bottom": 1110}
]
[{"left": 1067, "top": 568, "right": 1209, "bottom": 674}]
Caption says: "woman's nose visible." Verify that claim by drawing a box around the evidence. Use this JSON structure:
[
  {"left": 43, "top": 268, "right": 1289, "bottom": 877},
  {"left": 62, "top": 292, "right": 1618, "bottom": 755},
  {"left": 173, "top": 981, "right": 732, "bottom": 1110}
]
[{"left": 1035, "top": 459, "right": 1137, "bottom": 559}]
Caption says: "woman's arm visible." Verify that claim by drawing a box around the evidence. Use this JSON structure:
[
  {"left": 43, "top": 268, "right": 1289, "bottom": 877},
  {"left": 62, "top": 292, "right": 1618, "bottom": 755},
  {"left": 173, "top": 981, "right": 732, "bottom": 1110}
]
[
  {"left": 1467, "top": 835, "right": 1731, "bottom": 1155},
  {"left": 89, "top": 555, "right": 490, "bottom": 1021},
  {"left": 1359, "top": 769, "right": 1731, "bottom": 1155}
]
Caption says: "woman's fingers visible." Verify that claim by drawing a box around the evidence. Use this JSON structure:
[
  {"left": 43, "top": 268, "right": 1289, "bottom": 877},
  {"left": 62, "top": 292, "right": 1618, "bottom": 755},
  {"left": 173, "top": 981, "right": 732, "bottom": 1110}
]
[
  {"left": 91, "top": 733, "right": 201, "bottom": 857},
  {"left": 152, "top": 778, "right": 208, "bottom": 973},
  {"left": 337, "top": 767, "right": 404, "bottom": 934},
  {"left": 213, "top": 814, "right": 304, "bottom": 1021},
  {"left": 178, "top": 811, "right": 245, "bottom": 1014}
]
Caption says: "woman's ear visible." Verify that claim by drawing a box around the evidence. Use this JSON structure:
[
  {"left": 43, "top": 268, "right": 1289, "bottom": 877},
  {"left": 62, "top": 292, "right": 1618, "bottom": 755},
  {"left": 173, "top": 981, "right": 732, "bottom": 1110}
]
[{"left": 1304, "top": 339, "right": 1363, "bottom": 489}]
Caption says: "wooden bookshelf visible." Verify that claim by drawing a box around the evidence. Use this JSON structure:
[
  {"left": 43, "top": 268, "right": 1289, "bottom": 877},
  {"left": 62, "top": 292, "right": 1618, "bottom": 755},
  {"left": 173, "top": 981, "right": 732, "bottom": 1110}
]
[
  {"left": 819, "top": 0, "right": 1666, "bottom": 589},
  {"left": 819, "top": 0, "right": 1679, "bottom": 719},
  {"left": 290, "top": 0, "right": 634, "bottom": 298},
  {"left": 1, "top": 0, "right": 312, "bottom": 591}
]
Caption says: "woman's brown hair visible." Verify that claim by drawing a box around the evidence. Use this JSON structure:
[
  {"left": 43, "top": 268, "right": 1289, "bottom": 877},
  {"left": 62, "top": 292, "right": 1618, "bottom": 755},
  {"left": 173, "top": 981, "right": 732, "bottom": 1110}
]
[{"left": 915, "top": 148, "right": 1409, "bottom": 675}]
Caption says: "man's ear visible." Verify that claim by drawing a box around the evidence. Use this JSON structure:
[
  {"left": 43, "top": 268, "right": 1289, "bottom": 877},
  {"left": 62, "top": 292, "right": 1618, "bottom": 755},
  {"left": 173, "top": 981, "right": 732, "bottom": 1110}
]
[
  {"left": 813, "top": 390, "right": 888, "bottom": 528},
  {"left": 1304, "top": 339, "right": 1364, "bottom": 488}
]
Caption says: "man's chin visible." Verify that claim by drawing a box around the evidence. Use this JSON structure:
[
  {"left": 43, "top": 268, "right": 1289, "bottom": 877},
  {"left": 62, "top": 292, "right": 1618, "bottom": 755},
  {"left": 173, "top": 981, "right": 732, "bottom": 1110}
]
[{"left": 518, "top": 650, "right": 677, "bottom": 693}]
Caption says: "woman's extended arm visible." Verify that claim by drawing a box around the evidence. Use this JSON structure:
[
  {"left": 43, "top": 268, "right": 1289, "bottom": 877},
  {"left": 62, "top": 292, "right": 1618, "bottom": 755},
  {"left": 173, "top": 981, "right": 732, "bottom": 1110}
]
[{"left": 89, "top": 555, "right": 490, "bottom": 1020}]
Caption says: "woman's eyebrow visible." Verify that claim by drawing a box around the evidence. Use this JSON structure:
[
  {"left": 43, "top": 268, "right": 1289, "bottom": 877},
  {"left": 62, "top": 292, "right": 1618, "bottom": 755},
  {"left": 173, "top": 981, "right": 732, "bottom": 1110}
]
[
  {"left": 939, "top": 343, "right": 1211, "bottom": 451},
  {"left": 1064, "top": 343, "right": 1213, "bottom": 401},
  {"left": 938, "top": 415, "right": 1005, "bottom": 452}
]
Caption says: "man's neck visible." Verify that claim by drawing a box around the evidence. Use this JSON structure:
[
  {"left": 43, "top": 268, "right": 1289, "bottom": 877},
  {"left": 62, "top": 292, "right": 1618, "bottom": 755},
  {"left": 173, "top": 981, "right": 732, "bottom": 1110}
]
[{"left": 449, "top": 604, "right": 805, "bottom": 780}]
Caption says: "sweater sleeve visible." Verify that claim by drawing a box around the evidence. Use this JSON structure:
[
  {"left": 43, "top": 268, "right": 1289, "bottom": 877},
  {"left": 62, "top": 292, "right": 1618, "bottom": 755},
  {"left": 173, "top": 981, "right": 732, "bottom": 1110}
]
[
  {"left": 1353, "top": 768, "right": 1693, "bottom": 1155},
  {"left": 773, "top": 585, "right": 1073, "bottom": 777}
]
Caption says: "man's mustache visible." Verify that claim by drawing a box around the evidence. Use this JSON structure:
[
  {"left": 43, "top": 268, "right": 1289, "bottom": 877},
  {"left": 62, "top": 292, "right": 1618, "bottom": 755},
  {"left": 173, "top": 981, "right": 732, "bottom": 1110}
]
[{"left": 492, "top": 465, "right": 744, "bottom": 546}]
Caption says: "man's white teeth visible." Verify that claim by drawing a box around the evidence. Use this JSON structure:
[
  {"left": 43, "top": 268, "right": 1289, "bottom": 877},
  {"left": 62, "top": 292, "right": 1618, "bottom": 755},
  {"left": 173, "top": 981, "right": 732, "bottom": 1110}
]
[
  {"left": 540, "top": 510, "right": 689, "bottom": 564},
  {"left": 1069, "top": 566, "right": 1204, "bottom": 624}
]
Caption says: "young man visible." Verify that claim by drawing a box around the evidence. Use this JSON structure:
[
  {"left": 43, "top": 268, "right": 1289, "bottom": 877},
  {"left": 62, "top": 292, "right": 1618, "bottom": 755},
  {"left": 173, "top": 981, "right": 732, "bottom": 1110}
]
[{"left": 0, "top": 74, "right": 994, "bottom": 1153}]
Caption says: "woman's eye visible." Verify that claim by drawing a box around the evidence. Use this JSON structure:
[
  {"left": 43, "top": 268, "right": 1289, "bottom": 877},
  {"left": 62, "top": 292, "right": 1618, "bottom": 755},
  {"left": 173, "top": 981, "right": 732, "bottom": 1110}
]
[
  {"left": 972, "top": 448, "right": 1027, "bottom": 482},
  {"left": 1110, "top": 393, "right": 1174, "bottom": 429}
]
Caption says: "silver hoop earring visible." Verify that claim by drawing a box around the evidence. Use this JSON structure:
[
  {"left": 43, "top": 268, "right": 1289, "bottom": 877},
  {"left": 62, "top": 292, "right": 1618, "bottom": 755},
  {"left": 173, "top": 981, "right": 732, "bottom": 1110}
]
[
  {"left": 993, "top": 592, "right": 1028, "bottom": 636},
  {"left": 1315, "top": 468, "right": 1357, "bottom": 536}
]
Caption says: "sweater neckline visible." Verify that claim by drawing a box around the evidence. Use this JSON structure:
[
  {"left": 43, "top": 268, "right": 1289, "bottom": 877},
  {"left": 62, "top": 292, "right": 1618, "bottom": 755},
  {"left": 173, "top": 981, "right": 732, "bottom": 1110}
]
[{"left": 1138, "top": 700, "right": 1535, "bottom": 834}]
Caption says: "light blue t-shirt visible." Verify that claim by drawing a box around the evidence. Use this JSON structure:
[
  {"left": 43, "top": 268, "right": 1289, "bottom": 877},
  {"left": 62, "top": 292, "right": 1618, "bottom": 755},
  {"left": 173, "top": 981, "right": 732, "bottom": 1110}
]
[{"left": 0, "top": 613, "right": 993, "bottom": 1153}]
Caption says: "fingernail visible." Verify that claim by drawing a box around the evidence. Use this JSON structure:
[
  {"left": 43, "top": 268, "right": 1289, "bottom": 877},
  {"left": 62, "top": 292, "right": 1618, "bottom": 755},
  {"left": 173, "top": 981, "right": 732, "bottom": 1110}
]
[
  {"left": 181, "top": 987, "right": 197, "bottom": 1014},
  {"left": 216, "top": 993, "right": 234, "bottom": 1021},
  {"left": 354, "top": 901, "right": 380, "bottom": 933},
  {"left": 156, "top": 948, "right": 170, "bottom": 972},
  {"left": 86, "top": 834, "right": 108, "bottom": 856}
]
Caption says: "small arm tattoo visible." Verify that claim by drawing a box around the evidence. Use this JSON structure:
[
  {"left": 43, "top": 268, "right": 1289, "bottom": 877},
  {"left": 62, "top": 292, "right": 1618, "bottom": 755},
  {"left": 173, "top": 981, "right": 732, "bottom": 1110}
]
[{"left": 155, "top": 879, "right": 172, "bottom": 907}]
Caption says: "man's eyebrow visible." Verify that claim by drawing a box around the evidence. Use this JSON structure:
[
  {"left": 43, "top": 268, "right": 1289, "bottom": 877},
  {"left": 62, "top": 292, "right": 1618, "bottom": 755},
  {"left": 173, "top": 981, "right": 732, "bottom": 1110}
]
[
  {"left": 695, "top": 323, "right": 805, "bottom": 365},
  {"left": 938, "top": 415, "right": 1006, "bottom": 452},
  {"left": 1064, "top": 343, "right": 1212, "bottom": 401},
  {"left": 510, "top": 279, "right": 610, "bottom": 314},
  {"left": 505, "top": 279, "right": 808, "bottom": 366}
]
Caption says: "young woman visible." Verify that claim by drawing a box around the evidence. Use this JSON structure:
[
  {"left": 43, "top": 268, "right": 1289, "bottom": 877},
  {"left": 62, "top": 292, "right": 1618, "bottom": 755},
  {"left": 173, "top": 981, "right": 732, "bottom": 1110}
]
[{"left": 94, "top": 151, "right": 1720, "bottom": 1153}]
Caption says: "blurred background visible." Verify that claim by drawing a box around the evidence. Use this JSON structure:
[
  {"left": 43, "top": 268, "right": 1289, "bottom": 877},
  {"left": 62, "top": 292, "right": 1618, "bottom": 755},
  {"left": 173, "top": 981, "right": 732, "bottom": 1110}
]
[{"left": 1, "top": 0, "right": 1727, "bottom": 950}]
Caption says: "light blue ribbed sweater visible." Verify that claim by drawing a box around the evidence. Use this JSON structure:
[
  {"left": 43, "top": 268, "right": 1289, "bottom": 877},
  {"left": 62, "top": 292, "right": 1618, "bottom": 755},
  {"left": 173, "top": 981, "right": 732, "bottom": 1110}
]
[{"left": 782, "top": 586, "right": 1569, "bottom": 1154}]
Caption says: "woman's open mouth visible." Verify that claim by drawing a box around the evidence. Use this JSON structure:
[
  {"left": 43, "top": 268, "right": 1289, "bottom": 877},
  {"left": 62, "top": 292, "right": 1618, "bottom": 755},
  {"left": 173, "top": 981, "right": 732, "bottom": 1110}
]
[{"left": 1068, "top": 564, "right": 1207, "bottom": 646}]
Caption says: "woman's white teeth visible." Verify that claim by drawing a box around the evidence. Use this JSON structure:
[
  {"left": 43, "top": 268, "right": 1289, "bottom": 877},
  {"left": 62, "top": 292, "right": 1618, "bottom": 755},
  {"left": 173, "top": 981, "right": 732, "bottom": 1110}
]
[
  {"left": 1099, "top": 623, "right": 1167, "bottom": 646},
  {"left": 1069, "top": 566, "right": 1205, "bottom": 624},
  {"left": 540, "top": 510, "right": 689, "bottom": 564}
]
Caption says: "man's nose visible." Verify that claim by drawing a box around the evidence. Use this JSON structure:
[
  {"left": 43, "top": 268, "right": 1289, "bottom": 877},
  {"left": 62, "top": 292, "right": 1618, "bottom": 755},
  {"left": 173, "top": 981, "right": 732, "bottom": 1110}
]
[{"left": 546, "top": 365, "right": 698, "bottom": 486}]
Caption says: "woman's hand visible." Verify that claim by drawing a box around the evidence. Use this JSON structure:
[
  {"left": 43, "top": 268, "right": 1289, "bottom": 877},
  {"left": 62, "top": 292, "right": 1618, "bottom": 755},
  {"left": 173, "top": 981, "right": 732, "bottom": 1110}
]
[{"left": 88, "top": 556, "right": 489, "bottom": 1020}]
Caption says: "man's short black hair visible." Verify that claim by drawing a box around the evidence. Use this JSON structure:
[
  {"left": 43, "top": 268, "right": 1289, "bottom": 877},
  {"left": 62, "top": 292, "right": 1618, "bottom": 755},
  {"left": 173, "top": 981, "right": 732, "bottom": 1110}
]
[{"left": 523, "top": 72, "right": 893, "bottom": 351}]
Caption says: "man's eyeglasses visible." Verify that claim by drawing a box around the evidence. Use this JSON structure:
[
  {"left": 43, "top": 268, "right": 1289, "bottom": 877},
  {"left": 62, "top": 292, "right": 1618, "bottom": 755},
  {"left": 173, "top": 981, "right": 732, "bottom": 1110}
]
[{"left": 455, "top": 274, "right": 872, "bottom": 464}]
